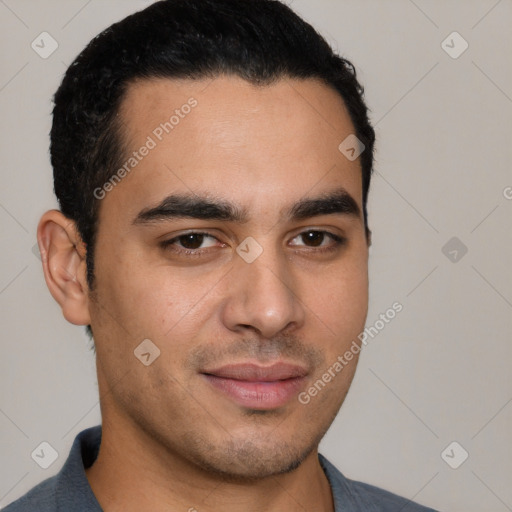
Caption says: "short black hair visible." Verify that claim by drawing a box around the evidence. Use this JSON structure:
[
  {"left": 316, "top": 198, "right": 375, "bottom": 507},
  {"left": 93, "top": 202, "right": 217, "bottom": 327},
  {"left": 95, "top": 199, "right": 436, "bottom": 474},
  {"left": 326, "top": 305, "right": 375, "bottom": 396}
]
[{"left": 50, "top": 0, "right": 375, "bottom": 338}]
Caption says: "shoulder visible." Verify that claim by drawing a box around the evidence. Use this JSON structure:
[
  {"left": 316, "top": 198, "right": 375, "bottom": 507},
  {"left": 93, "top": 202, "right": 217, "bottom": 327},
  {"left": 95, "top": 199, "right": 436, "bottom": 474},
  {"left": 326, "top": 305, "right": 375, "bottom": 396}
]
[
  {"left": 319, "top": 454, "right": 440, "bottom": 512},
  {"left": 3, "top": 426, "right": 102, "bottom": 512},
  {"left": 2, "top": 475, "right": 58, "bottom": 512},
  {"left": 349, "top": 479, "right": 439, "bottom": 511}
]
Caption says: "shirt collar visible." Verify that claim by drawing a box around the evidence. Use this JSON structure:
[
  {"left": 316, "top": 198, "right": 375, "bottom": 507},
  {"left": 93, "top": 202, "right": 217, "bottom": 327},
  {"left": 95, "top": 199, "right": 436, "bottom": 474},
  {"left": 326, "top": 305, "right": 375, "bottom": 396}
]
[{"left": 54, "top": 425, "right": 103, "bottom": 511}]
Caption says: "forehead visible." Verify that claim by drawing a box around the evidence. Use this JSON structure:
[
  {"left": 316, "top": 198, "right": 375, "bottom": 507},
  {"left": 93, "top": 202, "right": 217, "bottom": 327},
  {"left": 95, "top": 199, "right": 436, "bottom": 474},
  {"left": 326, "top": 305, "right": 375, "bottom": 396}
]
[
  {"left": 119, "top": 75, "right": 355, "bottom": 148},
  {"left": 101, "top": 76, "right": 362, "bottom": 228}
]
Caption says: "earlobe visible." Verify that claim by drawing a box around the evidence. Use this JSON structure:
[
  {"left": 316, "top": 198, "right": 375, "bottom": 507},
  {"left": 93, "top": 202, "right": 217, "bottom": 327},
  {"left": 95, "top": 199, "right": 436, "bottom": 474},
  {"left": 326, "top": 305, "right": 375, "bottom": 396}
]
[{"left": 37, "top": 210, "right": 91, "bottom": 326}]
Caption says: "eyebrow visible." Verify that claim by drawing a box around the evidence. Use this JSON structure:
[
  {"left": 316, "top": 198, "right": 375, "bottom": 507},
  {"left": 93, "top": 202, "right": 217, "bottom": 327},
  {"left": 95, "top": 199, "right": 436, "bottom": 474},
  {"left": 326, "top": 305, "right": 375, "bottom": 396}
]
[{"left": 132, "top": 187, "right": 361, "bottom": 225}]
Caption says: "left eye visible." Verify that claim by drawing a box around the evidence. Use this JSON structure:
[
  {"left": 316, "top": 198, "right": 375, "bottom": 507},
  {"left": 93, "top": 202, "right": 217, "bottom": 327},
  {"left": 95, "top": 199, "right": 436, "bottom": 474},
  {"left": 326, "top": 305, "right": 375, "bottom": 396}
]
[{"left": 289, "top": 230, "right": 343, "bottom": 248}]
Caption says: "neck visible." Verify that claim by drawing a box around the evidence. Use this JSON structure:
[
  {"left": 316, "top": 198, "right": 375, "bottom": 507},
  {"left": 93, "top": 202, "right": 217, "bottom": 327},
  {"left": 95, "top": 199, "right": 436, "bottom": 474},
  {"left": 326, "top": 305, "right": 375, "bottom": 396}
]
[{"left": 85, "top": 415, "right": 334, "bottom": 512}]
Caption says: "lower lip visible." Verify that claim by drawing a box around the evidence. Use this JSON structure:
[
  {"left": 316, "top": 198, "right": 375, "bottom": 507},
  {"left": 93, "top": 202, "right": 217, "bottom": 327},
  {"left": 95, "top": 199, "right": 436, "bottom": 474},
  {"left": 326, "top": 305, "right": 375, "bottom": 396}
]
[{"left": 203, "top": 374, "right": 306, "bottom": 410}]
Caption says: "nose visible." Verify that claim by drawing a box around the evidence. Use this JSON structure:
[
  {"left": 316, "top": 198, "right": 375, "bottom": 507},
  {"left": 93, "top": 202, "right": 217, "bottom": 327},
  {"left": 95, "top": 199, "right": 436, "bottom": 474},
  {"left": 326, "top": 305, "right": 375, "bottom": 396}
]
[{"left": 220, "top": 246, "right": 306, "bottom": 339}]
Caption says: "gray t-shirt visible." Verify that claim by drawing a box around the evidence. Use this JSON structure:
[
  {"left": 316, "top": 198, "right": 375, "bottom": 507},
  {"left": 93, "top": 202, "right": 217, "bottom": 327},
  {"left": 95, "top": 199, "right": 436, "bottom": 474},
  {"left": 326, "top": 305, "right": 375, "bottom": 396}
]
[{"left": 4, "top": 426, "right": 439, "bottom": 511}]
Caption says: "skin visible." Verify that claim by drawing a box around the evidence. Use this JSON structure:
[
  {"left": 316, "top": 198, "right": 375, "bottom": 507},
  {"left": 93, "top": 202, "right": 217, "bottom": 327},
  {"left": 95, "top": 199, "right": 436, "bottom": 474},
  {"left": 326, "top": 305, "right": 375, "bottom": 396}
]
[{"left": 38, "top": 76, "right": 370, "bottom": 512}]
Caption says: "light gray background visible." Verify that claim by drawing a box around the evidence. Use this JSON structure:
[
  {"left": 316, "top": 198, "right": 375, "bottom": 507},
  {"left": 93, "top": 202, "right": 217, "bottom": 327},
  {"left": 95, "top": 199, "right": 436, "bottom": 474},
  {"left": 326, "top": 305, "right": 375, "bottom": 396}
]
[{"left": 1, "top": 1, "right": 511, "bottom": 510}]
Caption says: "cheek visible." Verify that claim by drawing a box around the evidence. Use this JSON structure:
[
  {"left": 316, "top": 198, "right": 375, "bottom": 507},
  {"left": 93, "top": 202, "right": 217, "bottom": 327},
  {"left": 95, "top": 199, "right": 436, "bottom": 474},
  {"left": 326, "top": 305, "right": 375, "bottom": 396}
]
[
  {"left": 103, "top": 259, "right": 221, "bottom": 344},
  {"left": 308, "top": 257, "right": 369, "bottom": 338}
]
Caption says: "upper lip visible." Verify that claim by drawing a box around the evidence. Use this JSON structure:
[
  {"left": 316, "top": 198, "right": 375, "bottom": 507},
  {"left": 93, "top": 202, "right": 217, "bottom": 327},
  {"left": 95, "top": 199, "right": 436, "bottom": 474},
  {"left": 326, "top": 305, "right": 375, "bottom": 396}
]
[{"left": 202, "top": 362, "right": 308, "bottom": 382}]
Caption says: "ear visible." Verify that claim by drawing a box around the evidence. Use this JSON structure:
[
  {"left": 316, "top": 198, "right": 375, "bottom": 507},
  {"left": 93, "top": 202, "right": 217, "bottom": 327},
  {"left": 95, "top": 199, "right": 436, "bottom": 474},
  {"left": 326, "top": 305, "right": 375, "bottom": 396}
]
[{"left": 37, "top": 210, "right": 91, "bottom": 325}]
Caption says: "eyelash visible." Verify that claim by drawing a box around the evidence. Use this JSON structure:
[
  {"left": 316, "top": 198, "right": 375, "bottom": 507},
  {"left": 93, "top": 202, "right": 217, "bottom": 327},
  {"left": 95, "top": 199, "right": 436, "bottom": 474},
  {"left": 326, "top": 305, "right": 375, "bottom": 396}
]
[{"left": 159, "top": 230, "right": 346, "bottom": 257}]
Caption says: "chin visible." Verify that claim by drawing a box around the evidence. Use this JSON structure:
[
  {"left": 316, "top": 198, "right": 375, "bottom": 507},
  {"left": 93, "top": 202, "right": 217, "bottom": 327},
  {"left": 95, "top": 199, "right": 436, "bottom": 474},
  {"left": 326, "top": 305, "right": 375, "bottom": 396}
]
[{"left": 182, "top": 428, "right": 323, "bottom": 482}]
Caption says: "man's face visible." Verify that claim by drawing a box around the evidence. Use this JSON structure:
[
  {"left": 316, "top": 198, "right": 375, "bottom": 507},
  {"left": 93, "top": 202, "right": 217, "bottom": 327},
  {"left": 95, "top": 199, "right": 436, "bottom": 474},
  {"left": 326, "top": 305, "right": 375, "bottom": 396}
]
[{"left": 88, "top": 76, "right": 369, "bottom": 478}]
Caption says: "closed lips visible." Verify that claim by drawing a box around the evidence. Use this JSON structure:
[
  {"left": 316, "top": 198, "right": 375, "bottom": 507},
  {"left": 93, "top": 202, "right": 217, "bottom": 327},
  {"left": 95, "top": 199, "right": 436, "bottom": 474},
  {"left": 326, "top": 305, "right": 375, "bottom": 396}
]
[{"left": 202, "top": 362, "right": 308, "bottom": 381}]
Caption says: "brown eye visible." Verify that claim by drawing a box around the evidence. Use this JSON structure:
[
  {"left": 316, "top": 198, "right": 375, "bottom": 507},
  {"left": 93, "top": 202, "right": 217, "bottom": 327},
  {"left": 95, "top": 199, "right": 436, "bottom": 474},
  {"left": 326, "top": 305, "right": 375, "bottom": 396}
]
[
  {"left": 289, "top": 230, "right": 346, "bottom": 253},
  {"left": 178, "top": 233, "right": 205, "bottom": 249},
  {"left": 160, "top": 232, "right": 221, "bottom": 254},
  {"left": 301, "top": 231, "right": 325, "bottom": 247}
]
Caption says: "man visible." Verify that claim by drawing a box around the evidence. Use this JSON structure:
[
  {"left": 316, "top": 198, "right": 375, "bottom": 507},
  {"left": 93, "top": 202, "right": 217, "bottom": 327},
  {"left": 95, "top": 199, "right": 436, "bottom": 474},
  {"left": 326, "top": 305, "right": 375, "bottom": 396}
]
[{"left": 5, "top": 0, "right": 439, "bottom": 510}]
